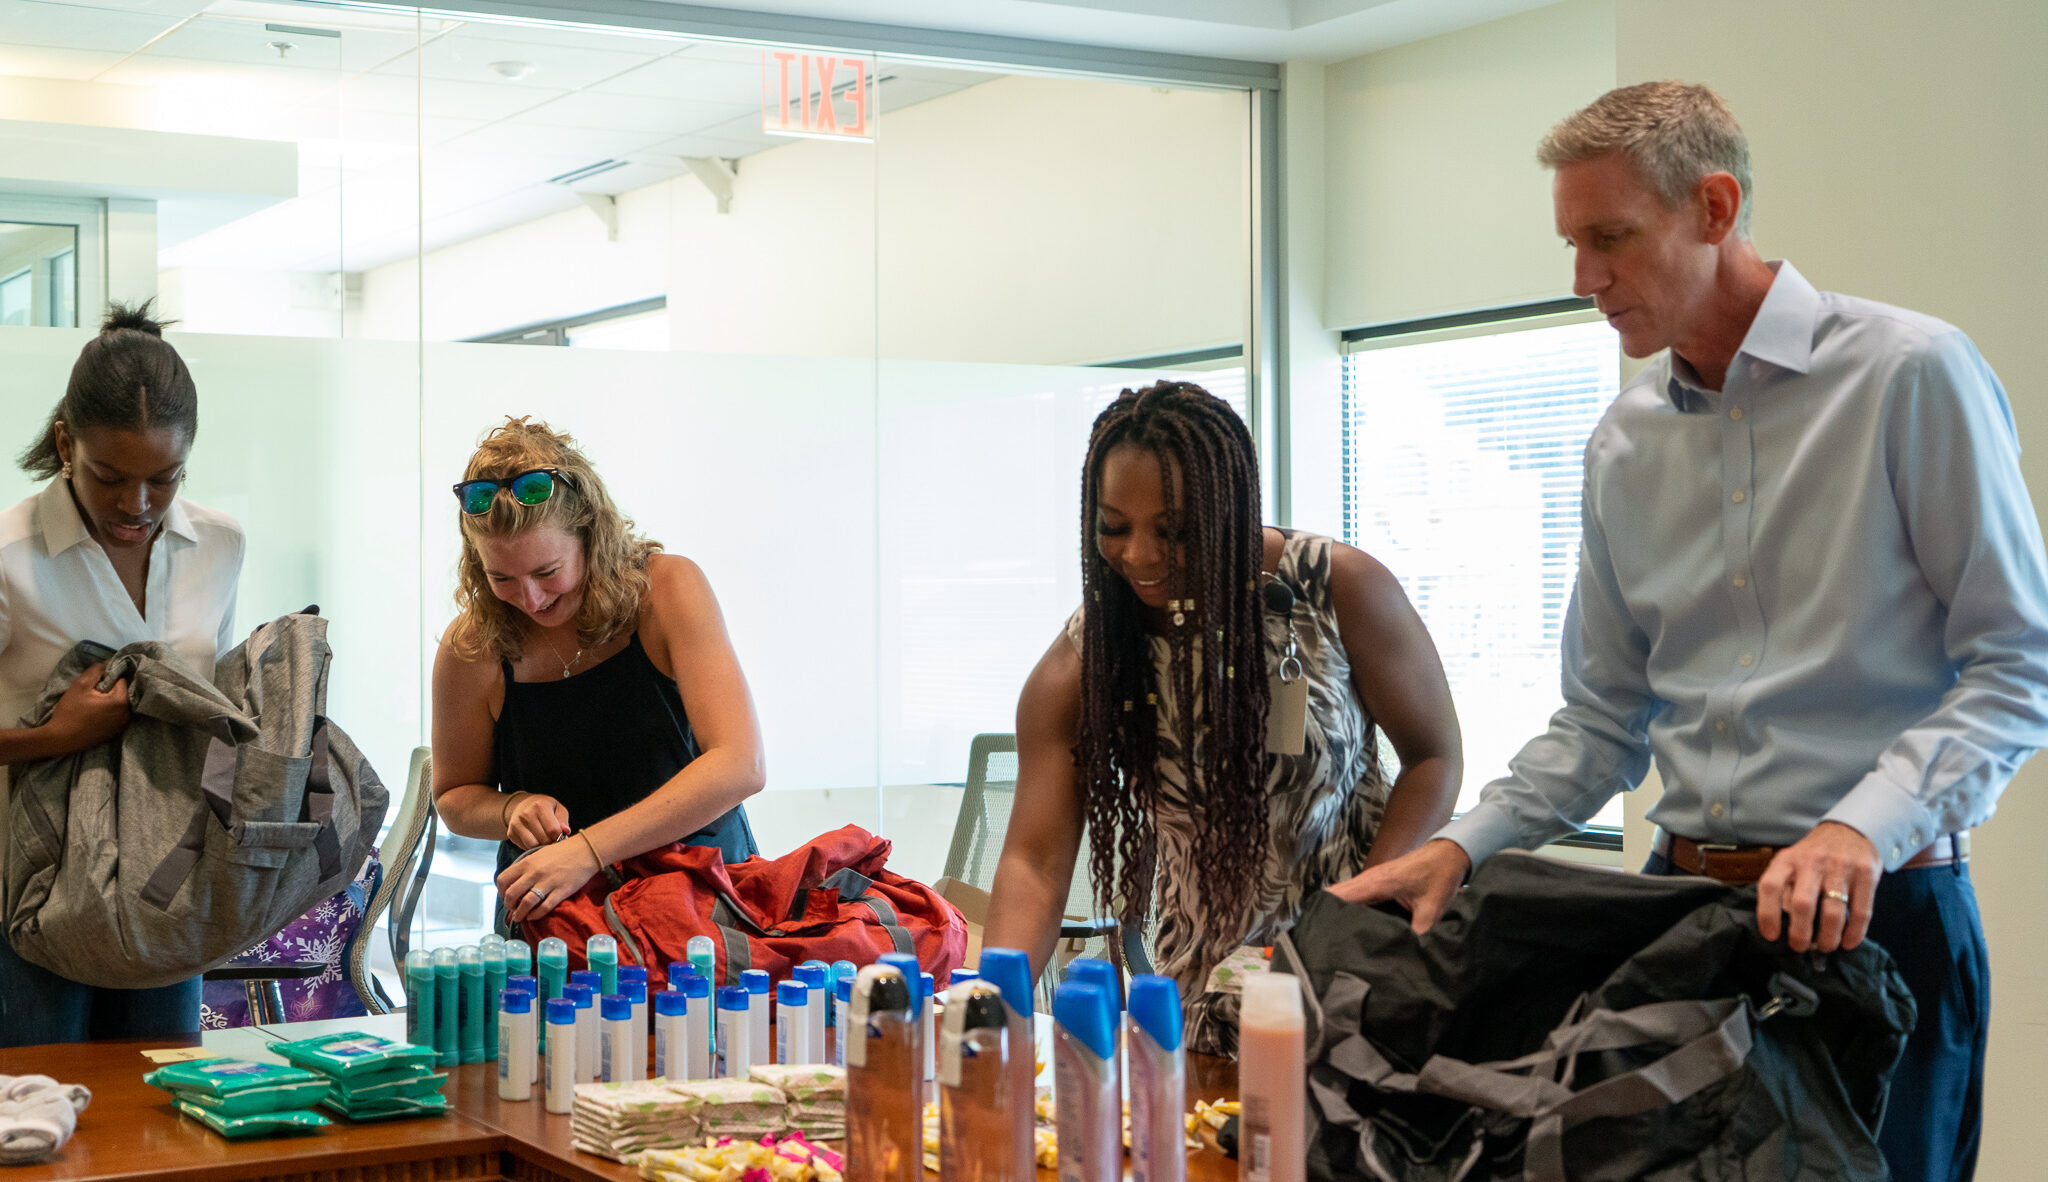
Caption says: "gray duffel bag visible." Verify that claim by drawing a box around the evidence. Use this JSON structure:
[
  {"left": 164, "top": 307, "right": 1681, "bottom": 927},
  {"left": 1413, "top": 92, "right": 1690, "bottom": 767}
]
[{"left": 4, "top": 608, "right": 388, "bottom": 989}]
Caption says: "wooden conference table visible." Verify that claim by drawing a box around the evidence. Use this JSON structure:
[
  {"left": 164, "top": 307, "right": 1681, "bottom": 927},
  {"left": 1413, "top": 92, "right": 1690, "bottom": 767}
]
[{"left": 0, "top": 1036, "right": 1242, "bottom": 1182}]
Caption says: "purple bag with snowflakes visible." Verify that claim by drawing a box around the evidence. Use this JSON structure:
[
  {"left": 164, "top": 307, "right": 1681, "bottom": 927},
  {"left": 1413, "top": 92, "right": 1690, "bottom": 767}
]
[{"left": 201, "top": 854, "right": 379, "bottom": 1028}]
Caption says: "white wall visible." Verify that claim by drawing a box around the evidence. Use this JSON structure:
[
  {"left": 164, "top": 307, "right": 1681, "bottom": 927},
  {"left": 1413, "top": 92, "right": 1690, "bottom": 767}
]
[
  {"left": 1322, "top": 0, "right": 1615, "bottom": 329},
  {"left": 1614, "top": 4, "right": 2048, "bottom": 1172},
  {"left": 353, "top": 73, "right": 1247, "bottom": 367}
]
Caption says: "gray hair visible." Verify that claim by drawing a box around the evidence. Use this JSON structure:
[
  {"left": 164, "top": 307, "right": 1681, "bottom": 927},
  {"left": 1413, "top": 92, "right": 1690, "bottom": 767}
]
[{"left": 1538, "top": 81, "right": 1754, "bottom": 238}]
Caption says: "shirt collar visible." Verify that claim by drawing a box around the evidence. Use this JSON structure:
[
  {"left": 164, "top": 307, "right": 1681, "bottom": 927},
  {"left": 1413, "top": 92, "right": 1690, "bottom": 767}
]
[
  {"left": 1664, "top": 259, "right": 1819, "bottom": 410},
  {"left": 35, "top": 478, "right": 199, "bottom": 554}
]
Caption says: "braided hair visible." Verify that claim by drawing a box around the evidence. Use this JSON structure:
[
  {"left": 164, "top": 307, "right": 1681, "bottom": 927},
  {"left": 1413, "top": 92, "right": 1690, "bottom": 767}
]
[{"left": 1075, "top": 380, "right": 1270, "bottom": 955}]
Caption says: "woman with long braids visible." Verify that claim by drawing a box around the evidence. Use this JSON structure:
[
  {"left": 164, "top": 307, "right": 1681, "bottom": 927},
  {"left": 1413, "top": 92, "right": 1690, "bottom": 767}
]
[{"left": 983, "top": 380, "right": 1461, "bottom": 1054}]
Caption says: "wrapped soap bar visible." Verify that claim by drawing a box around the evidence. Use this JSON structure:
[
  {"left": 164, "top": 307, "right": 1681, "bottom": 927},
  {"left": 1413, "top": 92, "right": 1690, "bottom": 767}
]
[
  {"left": 269, "top": 1032, "right": 440, "bottom": 1079},
  {"left": 174, "top": 1099, "right": 330, "bottom": 1139},
  {"left": 145, "top": 1058, "right": 325, "bottom": 1099}
]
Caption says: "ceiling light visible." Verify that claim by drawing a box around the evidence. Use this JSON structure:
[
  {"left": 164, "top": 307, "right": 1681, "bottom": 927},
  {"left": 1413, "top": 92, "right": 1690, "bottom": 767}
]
[{"left": 489, "top": 60, "right": 536, "bottom": 80}]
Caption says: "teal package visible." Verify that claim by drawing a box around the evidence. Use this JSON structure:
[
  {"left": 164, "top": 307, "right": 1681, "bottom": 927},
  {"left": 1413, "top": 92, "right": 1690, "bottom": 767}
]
[
  {"left": 269, "top": 1032, "right": 441, "bottom": 1080},
  {"left": 144, "top": 1059, "right": 324, "bottom": 1098},
  {"left": 171, "top": 1079, "right": 333, "bottom": 1116},
  {"left": 174, "top": 1099, "right": 330, "bottom": 1139}
]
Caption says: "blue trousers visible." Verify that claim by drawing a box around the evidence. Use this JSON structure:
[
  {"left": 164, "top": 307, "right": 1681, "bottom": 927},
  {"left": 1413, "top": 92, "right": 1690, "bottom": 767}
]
[
  {"left": 0, "top": 933, "right": 200, "bottom": 1048},
  {"left": 1646, "top": 853, "right": 1986, "bottom": 1182}
]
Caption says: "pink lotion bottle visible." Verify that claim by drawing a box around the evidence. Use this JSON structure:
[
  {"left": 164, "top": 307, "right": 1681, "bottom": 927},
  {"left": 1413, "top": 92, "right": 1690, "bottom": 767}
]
[{"left": 1237, "top": 972, "right": 1306, "bottom": 1182}]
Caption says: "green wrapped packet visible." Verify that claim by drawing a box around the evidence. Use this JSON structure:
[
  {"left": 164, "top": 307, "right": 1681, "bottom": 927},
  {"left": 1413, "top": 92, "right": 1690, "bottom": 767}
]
[
  {"left": 330, "top": 1068, "right": 447, "bottom": 1103},
  {"left": 145, "top": 1058, "right": 325, "bottom": 1098},
  {"left": 269, "top": 1032, "right": 440, "bottom": 1079},
  {"left": 175, "top": 1079, "right": 333, "bottom": 1116},
  {"left": 175, "top": 1099, "right": 330, "bottom": 1139},
  {"left": 320, "top": 1092, "right": 451, "bottom": 1121}
]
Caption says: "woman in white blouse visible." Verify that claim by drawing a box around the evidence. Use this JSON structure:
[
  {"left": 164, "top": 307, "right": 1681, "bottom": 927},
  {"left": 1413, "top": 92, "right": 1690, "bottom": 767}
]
[{"left": 0, "top": 303, "right": 244, "bottom": 1048}]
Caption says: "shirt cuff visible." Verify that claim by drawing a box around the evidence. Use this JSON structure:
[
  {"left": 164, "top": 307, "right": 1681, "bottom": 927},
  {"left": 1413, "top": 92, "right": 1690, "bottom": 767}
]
[
  {"left": 1820, "top": 774, "right": 1945, "bottom": 871},
  {"left": 1433, "top": 805, "right": 1527, "bottom": 870}
]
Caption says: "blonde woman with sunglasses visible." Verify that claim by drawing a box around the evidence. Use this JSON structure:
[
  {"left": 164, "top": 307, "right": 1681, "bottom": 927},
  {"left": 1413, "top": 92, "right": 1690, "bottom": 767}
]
[{"left": 431, "top": 418, "right": 762, "bottom": 928}]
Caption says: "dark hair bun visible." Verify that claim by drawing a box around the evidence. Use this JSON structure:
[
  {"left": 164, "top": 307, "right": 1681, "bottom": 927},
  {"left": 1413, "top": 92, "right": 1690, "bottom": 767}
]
[{"left": 101, "top": 299, "right": 172, "bottom": 337}]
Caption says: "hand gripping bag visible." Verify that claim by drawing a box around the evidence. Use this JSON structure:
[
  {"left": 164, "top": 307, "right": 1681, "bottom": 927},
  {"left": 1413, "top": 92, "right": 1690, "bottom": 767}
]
[
  {"left": 1275, "top": 851, "right": 1915, "bottom": 1182},
  {"left": 4, "top": 609, "right": 388, "bottom": 988},
  {"left": 517, "top": 823, "right": 967, "bottom": 986}
]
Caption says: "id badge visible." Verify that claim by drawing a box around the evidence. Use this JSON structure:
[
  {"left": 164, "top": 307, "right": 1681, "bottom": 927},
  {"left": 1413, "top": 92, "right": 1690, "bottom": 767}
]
[{"left": 1266, "top": 668, "right": 1307, "bottom": 755}]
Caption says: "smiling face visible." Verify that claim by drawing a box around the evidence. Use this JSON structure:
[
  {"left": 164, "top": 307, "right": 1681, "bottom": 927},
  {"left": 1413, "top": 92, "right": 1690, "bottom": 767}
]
[
  {"left": 474, "top": 525, "right": 586, "bottom": 629},
  {"left": 1554, "top": 151, "right": 1717, "bottom": 360},
  {"left": 56, "top": 422, "right": 189, "bottom": 551},
  {"left": 1094, "top": 443, "right": 1185, "bottom": 611}
]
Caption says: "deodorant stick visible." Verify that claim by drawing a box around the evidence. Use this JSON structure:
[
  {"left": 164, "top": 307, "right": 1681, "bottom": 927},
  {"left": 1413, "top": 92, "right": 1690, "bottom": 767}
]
[
  {"left": 742, "top": 970, "right": 771, "bottom": 1067},
  {"left": 795, "top": 961, "right": 830, "bottom": 1072},
  {"left": 497, "top": 989, "right": 534, "bottom": 1101},
  {"left": 978, "top": 948, "right": 1039, "bottom": 1181},
  {"left": 544, "top": 999, "right": 577, "bottom": 1113},
  {"left": 717, "top": 986, "right": 753, "bottom": 1077},
  {"left": 1054, "top": 981, "right": 1119, "bottom": 1182},
  {"left": 458, "top": 945, "right": 486, "bottom": 1064},
  {"left": 564, "top": 983, "right": 599, "bottom": 1084},
  {"left": 587, "top": 935, "right": 619, "bottom": 997},
  {"left": 777, "top": 981, "right": 811, "bottom": 1066},
  {"left": 655, "top": 989, "right": 688, "bottom": 1081},
  {"left": 600, "top": 994, "right": 634, "bottom": 1083},
  {"left": 939, "top": 981, "right": 1028, "bottom": 1182},
  {"left": 681, "top": 970, "right": 713, "bottom": 1080}
]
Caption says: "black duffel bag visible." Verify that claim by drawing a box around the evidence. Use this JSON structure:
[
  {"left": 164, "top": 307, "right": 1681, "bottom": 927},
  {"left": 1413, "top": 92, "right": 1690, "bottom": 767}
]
[{"left": 1273, "top": 851, "right": 1915, "bottom": 1181}]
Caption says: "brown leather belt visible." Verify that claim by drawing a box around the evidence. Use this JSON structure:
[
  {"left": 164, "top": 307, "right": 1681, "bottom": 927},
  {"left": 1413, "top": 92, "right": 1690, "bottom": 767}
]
[{"left": 1653, "top": 829, "right": 1969, "bottom": 885}]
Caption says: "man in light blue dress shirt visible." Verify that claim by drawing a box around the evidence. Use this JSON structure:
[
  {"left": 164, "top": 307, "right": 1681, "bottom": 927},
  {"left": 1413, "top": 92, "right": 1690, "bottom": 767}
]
[{"left": 1339, "top": 82, "right": 2048, "bottom": 1180}]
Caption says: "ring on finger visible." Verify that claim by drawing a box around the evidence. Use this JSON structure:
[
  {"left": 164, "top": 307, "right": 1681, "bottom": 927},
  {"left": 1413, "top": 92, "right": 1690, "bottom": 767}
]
[
  {"left": 530, "top": 886, "right": 549, "bottom": 903},
  {"left": 1823, "top": 887, "right": 1850, "bottom": 904}
]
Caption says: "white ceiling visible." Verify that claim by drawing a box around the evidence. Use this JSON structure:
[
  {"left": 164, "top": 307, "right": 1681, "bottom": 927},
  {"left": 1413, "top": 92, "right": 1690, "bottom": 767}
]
[
  {"left": 0, "top": 0, "right": 994, "bottom": 271},
  {"left": 627, "top": 0, "right": 1569, "bottom": 64},
  {"left": 0, "top": 0, "right": 1557, "bottom": 275}
]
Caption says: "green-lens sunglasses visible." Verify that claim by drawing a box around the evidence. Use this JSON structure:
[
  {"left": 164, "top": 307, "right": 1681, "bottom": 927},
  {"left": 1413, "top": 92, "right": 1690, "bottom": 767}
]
[{"left": 451, "top": 468, "right": 577, "bottom": 515}]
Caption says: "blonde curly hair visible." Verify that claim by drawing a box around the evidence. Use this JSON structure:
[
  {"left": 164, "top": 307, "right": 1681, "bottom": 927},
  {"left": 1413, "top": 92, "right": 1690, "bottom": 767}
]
[{"left": 446, "top": 417, "right": 662, "bottom": 663}]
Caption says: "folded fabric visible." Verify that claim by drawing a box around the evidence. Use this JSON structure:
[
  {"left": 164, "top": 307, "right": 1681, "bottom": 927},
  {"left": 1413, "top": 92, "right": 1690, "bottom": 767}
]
[{"left": 0, "top": 1073, "right": 93, "bottom": 1165}]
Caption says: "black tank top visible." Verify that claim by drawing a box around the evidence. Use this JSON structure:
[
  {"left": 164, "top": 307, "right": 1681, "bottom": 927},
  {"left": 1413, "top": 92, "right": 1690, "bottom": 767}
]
[{"left": 493, "top": 632, "right": 756, "bottom": 879}]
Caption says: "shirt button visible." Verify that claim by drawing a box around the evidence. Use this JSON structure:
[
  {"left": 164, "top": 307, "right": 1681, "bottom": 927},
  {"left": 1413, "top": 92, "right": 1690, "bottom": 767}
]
[
  {"left": 1731, "top": 490, "right": 1746, "bottom": 504},
  {"left": 1729, "top": 407, "right": 1744, "bottom": 421},
  {"left": 1891, "top": 846, "right": 1903, "bottom": 861},
  {"left": 1739, "top": 653, "right": 1754, "bottom": 667},
  {"left": 1711, "top": 803, "right": 1725, "bottom": 817},
  {"left": 1714, "top": 719, "right": 1728, "bottom": 735},
  {"left": 1732, "top": 574, "right": 1748, "bottom": 589}
]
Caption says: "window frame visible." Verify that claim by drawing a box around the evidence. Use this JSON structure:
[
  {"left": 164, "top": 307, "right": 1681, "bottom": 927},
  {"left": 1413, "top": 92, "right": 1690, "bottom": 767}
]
[{"left": 1341, "top": 297, "right": 1623, "bottom": 853}]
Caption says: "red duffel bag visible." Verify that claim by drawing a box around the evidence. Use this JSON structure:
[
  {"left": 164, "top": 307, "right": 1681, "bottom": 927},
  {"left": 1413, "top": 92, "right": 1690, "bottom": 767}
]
[{"left": 516, "top": 824, "right": 968, "bottom": 986}]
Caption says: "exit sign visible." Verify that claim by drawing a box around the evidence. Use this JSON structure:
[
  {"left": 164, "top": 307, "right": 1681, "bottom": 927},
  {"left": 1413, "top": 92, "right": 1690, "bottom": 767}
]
[{"left": 762, "top": 52, "right": 873, "bottom": 142}]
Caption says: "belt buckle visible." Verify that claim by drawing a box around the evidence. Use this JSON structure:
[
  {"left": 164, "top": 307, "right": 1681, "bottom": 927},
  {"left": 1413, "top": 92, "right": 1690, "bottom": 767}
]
[{"left": 1692, "top": 842, "right": 1742, "bottom": 879}]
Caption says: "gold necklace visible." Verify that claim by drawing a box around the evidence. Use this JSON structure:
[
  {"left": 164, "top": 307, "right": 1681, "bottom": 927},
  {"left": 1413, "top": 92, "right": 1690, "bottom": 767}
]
[{"left": 540, "top": 631, "right": 585, "bottom": 679}]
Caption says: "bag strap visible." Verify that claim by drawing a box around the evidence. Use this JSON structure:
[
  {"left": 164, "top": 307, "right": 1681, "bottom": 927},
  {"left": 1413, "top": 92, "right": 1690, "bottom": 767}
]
[
  {"left": 140, "top": 735, "right": 240, "bottom": 909},
  {"left": 301, "top": 719, "right": 343, "bottom": 883},
  {"left": 708, "top": 896, "right": 752, "bottom": 983},
  {"left": 822, "top": 867, "right": 915, "bottom": 956}
]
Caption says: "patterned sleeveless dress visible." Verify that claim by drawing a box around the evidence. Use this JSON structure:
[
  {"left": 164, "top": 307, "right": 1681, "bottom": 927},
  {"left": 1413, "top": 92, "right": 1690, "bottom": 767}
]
[{"left": 1064, "top": 530, "right": 1390, "bottom": 1056}]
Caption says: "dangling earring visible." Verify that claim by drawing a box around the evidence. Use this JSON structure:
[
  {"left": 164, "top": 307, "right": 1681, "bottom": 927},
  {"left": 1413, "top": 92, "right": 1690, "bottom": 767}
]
[{"left": 61, "top": 461, "right": 72, "bottom": 480}]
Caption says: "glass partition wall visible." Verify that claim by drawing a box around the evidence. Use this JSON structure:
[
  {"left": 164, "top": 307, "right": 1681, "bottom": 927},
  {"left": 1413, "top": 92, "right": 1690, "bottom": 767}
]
[{"left": 0, "top": 0, "right": 1255, "bottom": 983}]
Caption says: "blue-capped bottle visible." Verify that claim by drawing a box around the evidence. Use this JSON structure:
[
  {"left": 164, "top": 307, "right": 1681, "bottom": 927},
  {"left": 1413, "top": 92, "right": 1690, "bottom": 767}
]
[
  {"left": 978, "top": 949, "right": 1039, "bottom": 1176},
  {"left": 795, "top": 962, "right": 830, "bottom": 1071},
  {"left": 1127, "top": 975, "right": 1186, "bottom": 1182},
  {"left": 1054, "top": 980, "right": 1119, "bottom": 1182},
  {"left": 717, "top": 985, "right": 754, "bottom": 1077}
]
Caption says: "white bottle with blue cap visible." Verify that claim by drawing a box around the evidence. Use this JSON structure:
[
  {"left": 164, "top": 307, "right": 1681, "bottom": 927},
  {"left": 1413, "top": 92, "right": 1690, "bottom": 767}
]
[
  {"left": 777, "top": 980, "right": 811, "bottom": 1065},
  {"left": 544, "top": 998, "right": 578, "bottom": 1113},
  {"left": 620, "top": 966, "right": 650, "bottom": 1080},
  {"left": 1126, "top": 975, "right": 1186, "bottom": 1182},
  {"left": 498, "top": 988, "right": 535, "bottom": 1102},
  {"left": 742, "top": 969, "right": 771, "bottom": 1066},
  {"left": 828, "top": 960, "right": 857, "bottom": 1060},
  {"left": 679, "top": 970, "right": 713, "bottom": 1080},
  {"left": 564, "top": 984, "right": 599, "bottom": 1083},
  {"left": 717, "top": 985, "right": 754, "bottom": 1077},
  {"left": 977, "top": 948, "right": 1038, "bottom": 1178},
  {"left": 654, "top": 989, "right": 688, "bottom": 1080},
  {"left": 795, "top": 961, "right": 830, "bottom": 1072},
  {"left": 600, "top": 993, "right": 635, "bottom": 1082},
  {"left": 833, "top": 974, "right": 854, "bottom": 1067},
  {"left": 1054, "top": 980, "right": 1119, "bottom": 1182}
]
